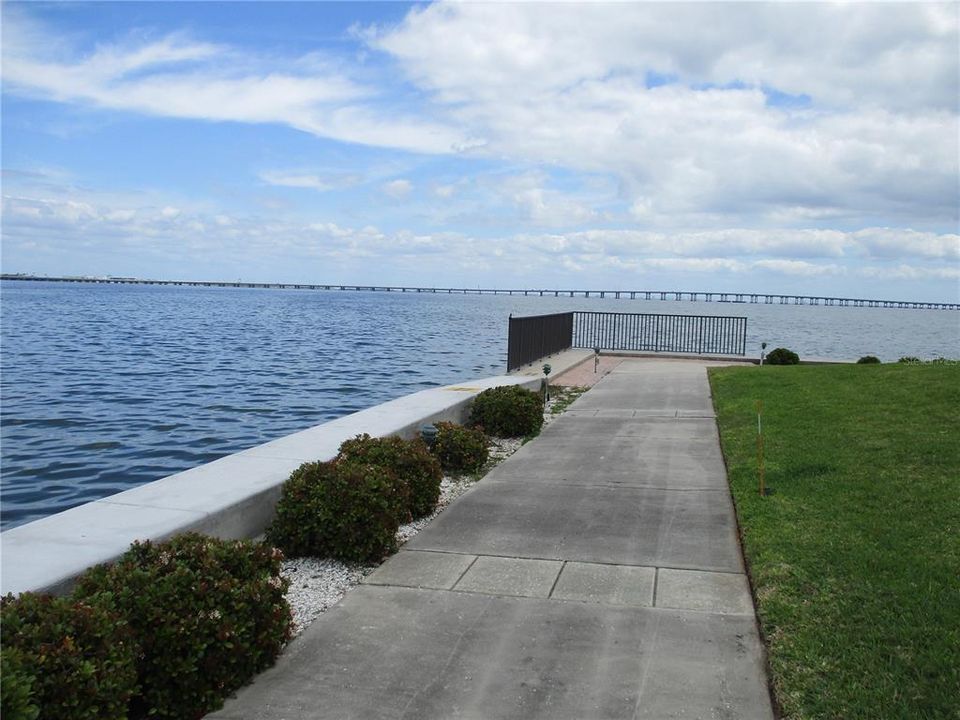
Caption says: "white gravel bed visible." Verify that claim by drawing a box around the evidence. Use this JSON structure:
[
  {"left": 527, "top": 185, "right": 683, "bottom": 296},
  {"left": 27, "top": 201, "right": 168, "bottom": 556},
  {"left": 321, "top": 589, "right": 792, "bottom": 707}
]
[
  {"left": 488, "top": 435, "right": 523, "bottom": 461},
  {"left": 280, "top": 557, "right": 374, "bottom": 634},
  {"left": 280, "top": 394, "right": 581, "bottom": 636}
]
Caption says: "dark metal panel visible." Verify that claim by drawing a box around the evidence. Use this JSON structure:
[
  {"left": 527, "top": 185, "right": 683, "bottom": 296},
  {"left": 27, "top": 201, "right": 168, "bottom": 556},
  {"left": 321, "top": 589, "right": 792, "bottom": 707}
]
[{"left": 506, "top": 312, "right": 575, "bottom": 371}]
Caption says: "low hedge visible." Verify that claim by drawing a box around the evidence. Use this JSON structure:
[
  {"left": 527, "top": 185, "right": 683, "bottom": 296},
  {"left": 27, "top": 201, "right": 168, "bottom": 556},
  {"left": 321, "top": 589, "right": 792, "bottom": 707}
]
[
  {"left": 73, "top": 533, "right": 291, "bottom": 720},
  {"left": 432, "top": 421, "right": 489, "bottom": 474},
  {"left": 765, "top": 347, "right": 800, "bottom": 365},
  {"left": 0, "top": 593, "right": 137, "bottom": 720},
  {"left": 857, "top": 355, "right": 881, "bottom": 364},
  {"left": 469, "top": 385, "right": 544, "bottom": 437},
  {"left": 338, "top": 434, "right": 442, "bottom": 519},
  {"left": 266, "top": 460, "right": 409, "bottom": 562}
]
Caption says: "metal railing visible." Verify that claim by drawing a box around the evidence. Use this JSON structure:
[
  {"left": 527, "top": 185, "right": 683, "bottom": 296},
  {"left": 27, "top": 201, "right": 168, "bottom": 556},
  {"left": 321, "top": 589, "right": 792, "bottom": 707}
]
[
  {"left": 573, "top": 312, "right": 747, "bottom": 356},
  {"left": 507, "top": 311, "right": 747, "bottom": 370},
  {"left": 507, "top": 312, "right": 574, "bottom": 371}
]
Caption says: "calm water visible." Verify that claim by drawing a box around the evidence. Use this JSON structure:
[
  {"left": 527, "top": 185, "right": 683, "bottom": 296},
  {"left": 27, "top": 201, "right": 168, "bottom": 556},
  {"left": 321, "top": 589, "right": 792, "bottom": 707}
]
[{"left": 2, "top": 280, "right": 958, "bottom": 530}]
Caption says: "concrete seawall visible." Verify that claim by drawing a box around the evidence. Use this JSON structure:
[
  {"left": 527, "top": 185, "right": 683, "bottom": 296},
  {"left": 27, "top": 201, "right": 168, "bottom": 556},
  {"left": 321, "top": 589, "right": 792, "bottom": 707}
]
[{"left": 1, "top": 352, "right": 590, "bottom": 597}]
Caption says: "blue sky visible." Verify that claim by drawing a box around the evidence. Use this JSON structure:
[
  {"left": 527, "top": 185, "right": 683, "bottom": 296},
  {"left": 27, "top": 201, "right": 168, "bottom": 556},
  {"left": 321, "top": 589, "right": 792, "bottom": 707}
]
[{"left": 2, "top": 1, "right": 958, "bottom": 301}]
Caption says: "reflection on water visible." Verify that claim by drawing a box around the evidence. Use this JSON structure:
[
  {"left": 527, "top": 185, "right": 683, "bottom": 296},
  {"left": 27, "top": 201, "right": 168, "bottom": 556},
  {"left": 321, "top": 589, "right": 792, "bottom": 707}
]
[{"left": 2, "top": 281, "right": 957, "bottom": 529}]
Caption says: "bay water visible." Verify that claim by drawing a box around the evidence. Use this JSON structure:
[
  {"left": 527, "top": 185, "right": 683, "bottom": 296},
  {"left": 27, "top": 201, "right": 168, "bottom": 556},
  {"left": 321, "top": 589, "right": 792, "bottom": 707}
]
[{"left": 2, "top": 280, "right": 957, "bottom": 530}]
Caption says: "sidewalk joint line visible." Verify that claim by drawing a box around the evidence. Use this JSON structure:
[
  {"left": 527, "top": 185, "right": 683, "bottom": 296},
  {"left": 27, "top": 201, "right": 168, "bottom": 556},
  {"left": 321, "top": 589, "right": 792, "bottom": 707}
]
[
  {"left": 654, "top": 564, "right": 746, "bottom": 575},
  {"left": 406, "top": 550, "right": 744, "bottom": 575},
  {"left": 400, "top": 548, "right": 475, "bottom": 557},
  {"left": 547, "top": 561, "right": 566, "bottom": 598},
  {"left": 652, "top": 567, "right": 660, "bottom": 606},
  {"left": 450, "top": 554, "right": 480, "bottom": 590},
  {"left": 477, "top": 478, "right": 732, "bottom": 492}
]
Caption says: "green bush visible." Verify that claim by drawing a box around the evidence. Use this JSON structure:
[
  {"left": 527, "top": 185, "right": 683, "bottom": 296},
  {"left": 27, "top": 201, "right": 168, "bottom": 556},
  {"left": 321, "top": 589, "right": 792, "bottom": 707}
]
[
  {"left": 765, "top": 347, "right": 800, "bottom": 365},
  {"left": 0, "top": 593, "right": 137, "bottom": 720},
  {"left": 857, "top": 355, "right": 881, "bottom": 364},
  {"left": 432, "top": 421, "right": 489, "bottom": 474},
  {"left": 0, "top": 647, "right": 41, "bottom": 720},
  {"left": 73, "top": 533, "right": 291, "bottom": 720},
  {"left": 266, "top": 460, "right": 408, "bottom": 562},
  {"left": 469, "top": 385, "right": 544, "bottom": 437},
  {"left": 898, "top": 356, "right": 922, "bottom": 364},
  {"left": 0, "top": 648, "right": 39, "bottom": 720},
  {"left": 338, "top": 434, "right": 442, "bottom": 519}
]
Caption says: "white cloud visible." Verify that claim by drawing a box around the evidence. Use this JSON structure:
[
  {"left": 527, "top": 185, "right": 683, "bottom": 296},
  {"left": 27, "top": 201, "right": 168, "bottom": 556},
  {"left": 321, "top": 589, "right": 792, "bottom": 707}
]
[
  {"left": 515, "top": 228, "right": 853, "bottom": 260},
  {"left": 753, "top": 259, "right": 845, "bottom": 277},
  {"left": 493, "top": 172, "right": 597, "bottom": 228},
  {"left": 1, "top": 13, "right": 465, "bottom": 155},
  {"left": 382, "top": 179, "right": 413, "bottom": 199},
  {"left": 860, "top": 264, "right": 960, "bottom": 281},
  {"left": 4, "top": 191, "right": 957, "bottom": 284},
  {"left": 851, "top": 228, "right": 960, "bottom": 261},
  {"left": 372, "top": 2, "right": 958, "bottom": 111},
  {"left": 640, "top": 258, "right": 747, "bottom": 274},
  {"left": 105, "top": 209, "right": 136, "bottom": 222},
  {"left": 368, "top": 2, "right": 958, "bottom": 229},
  {"left": 259, "top": 170, "right": 363, "bottom": 193},
  {"left": 261, "top": 172, "right": 335, "bottom": 192}
]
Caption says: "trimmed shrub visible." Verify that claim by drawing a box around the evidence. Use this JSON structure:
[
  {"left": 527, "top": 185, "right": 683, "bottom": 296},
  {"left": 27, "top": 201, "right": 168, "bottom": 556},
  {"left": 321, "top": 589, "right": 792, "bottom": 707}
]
[
  {"left": 765, "top": 347, "right": 800, "bottom": 365},
  {"left": 0, "top": 593, "right": 137, "bottom": 720},
  {"left": 432, "top": 421, "right": 489, "bottom": 474},
  {"left": 857, "top": 355, "right": 881, "bottom": 364},
  {"left": 898, "top": 356, "right": 922, "bottom": 364},
  {"left": 73, "top": 533, "right": 291, "bottom": 720},
  {"left": 0, "top": 648, "right": 40, "bottom": 720},
  {"left": 266, "top": 460, "right": 409, "bottom": 562},
  {"left": 469, "top": 385, "right": 544, "bottom": 437},
  {"left": 338, "top": 434, "right": 442, "bottom": 519}
]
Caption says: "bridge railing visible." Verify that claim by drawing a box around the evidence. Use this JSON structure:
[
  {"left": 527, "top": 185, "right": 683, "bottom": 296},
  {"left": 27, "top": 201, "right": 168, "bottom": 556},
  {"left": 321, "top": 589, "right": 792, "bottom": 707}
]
[{"left": 507, "top": 311, "right": 747, "bottom": 370}]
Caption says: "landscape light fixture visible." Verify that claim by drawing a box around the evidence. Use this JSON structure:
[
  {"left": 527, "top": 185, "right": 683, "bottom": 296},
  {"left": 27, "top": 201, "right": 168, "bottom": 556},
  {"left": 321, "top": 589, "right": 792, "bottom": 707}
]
[
  {"left": 760, "top": 342, "right": 768, "bottom": 366},
  {"left": 420, "top": 423, "right": 438, "bottom": 449},
  {"left": 542, "top": 363, "right": 552, "bottom": 402},
  {"left": 594, "top": 346, "right": 601, "bottom": 373}
]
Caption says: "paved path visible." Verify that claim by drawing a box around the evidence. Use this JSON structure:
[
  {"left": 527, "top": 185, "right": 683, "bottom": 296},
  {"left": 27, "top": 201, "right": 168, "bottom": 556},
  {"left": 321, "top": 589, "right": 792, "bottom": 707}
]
[
  {"left": 210, "top": 359, "right": 773, "bottom": 720},
  {"left": 551, "top": 355, "right": 623, "bottom": 387}
]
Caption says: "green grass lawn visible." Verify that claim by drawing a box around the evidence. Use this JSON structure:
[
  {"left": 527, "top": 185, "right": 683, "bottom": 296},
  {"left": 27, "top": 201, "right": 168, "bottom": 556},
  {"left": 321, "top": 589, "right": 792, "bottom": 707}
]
[{"left": 709, "top": 363, "right": 959, "bottom": 720}]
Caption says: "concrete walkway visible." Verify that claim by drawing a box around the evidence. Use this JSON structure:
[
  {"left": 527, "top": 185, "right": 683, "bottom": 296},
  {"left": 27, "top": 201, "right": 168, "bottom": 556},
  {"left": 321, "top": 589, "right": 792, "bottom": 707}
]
[{"left": 210, "top": 359, "right": 773, "bottom": 720}]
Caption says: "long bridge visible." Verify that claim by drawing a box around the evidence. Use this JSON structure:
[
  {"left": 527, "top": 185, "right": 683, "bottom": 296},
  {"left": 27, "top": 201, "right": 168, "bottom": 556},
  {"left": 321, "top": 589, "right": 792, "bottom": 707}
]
[{"left": 2, "top": 274, "right": 957, "bottom": 310}]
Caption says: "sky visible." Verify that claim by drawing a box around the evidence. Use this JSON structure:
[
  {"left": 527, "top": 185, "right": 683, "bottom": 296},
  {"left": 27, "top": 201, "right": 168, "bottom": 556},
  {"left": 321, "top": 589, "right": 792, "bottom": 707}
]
[{"left": 1, "top": 1, "right": 958, "bottom": 302}]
